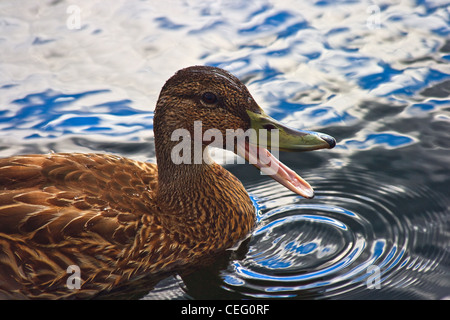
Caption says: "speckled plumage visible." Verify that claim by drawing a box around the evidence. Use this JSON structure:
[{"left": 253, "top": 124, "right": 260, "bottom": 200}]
[{"left": 0, "top": 152, "right": 254, "bottom": 299}]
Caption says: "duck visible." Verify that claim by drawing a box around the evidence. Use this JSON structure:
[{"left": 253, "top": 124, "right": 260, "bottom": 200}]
[{"left": 0, "top": 66, "right": 335, "bottom": 299}]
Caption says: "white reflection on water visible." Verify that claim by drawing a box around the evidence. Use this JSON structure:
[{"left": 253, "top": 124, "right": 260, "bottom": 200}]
[{"left": 1, "top": 0, "right": 448, "bottom": 158}]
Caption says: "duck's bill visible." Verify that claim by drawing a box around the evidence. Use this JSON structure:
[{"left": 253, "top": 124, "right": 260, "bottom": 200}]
[
  {"left": 246, "top": 110, "right": 336, "bottom": 152},
  {"left": 235, "top": 110, "right": 336, "bottom": 199},
  {"left": 235, "top": 141, "right": 316, "bottom": 198}
]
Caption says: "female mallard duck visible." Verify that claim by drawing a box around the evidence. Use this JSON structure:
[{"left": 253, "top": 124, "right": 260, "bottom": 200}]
[{"left": 0, "top": 66, "right": 335, "bottom": 299}]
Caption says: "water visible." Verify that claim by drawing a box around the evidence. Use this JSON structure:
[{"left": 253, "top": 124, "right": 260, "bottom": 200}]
[{"left": 1, "top": 0, "right": 449, "bottom": 300}]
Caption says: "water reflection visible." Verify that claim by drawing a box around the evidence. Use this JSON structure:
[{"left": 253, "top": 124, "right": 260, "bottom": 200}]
[
  {"left": 177, "top": 165, "right": 448, "bottom": 299},
  {"left": 223, "top": 162, "right": 447, "bottom": 298}
]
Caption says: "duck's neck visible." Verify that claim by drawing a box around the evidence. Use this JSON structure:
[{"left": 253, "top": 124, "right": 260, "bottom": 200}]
[
  {"left": 154, "top": 135, "right": 212, "bottom": 199},
  {"left": 154, "top": 132, "right": 255, "bottom": 246}
]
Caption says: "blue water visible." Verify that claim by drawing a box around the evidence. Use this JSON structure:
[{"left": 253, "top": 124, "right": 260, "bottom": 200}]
[{"left": 1, "top": 0, "right": 449, "bottom": 299}]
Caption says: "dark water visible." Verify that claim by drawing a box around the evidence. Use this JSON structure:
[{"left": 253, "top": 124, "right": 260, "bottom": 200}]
[{"left": 0, "top": 0, "right": 449, "bottom": 299}]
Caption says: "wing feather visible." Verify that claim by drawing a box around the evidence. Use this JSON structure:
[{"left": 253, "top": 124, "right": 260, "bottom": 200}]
[{"left": 0, "top": 153, "right": 160, "bottom": 297}]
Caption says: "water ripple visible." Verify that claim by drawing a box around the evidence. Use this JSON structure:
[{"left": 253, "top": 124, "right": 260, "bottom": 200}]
[{"left": 215, "top": 168, "right": 449, "bottom": 299}]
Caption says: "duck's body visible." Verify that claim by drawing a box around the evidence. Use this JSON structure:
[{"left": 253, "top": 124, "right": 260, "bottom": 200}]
[
  {"left": 0, "top": 152, "right": 253, "bottom": 299},
  {"left": 0, "top": 66, "right": 335, "bottom": 299}
]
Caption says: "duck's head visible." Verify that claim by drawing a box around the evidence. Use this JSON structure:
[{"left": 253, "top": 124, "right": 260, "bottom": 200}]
[{"left": 154, "top": 66, "right": 335, "bottom": 199}]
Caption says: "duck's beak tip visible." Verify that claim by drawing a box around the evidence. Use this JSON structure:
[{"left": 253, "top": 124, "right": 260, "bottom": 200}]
[{"left": 320, "top": 133, "right": 336, "bottom": 149}]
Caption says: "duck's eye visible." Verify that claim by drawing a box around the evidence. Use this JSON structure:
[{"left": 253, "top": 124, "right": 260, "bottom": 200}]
[{"left": 201, "top": 92, "right": 218, "bottom": 104}]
